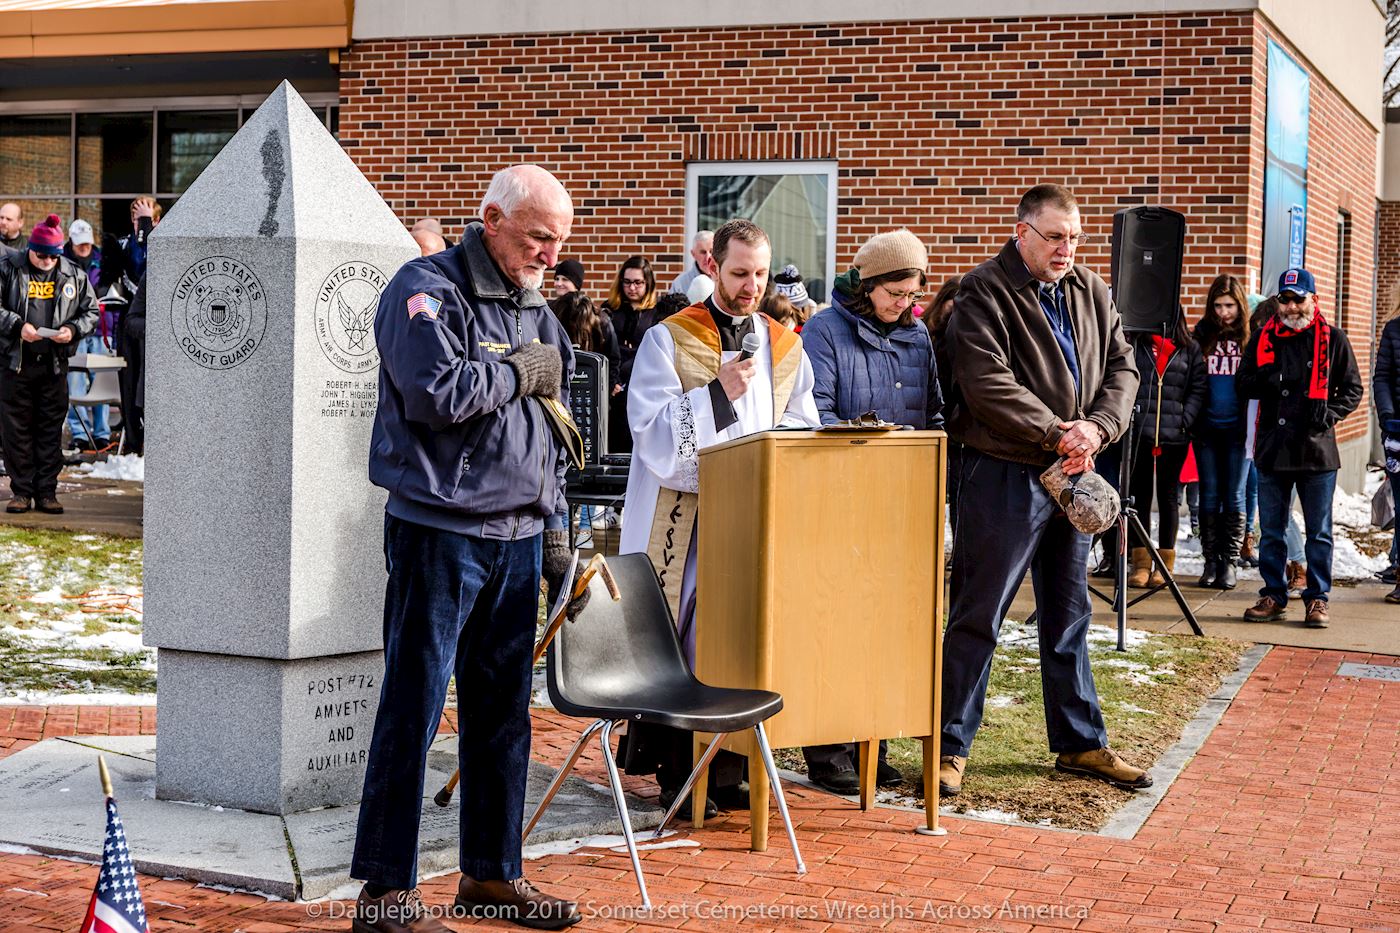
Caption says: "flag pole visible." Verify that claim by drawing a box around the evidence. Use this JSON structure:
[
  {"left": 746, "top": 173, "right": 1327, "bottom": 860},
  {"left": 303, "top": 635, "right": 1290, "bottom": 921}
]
[{"left": 97, "top": 755, "right": 113, "bottom": 798}]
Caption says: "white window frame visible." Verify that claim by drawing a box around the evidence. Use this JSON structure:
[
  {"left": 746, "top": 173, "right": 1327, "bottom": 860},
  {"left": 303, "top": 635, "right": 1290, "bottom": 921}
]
[{"left": 684, "top": 160, "right": 838, "bottom": 298}]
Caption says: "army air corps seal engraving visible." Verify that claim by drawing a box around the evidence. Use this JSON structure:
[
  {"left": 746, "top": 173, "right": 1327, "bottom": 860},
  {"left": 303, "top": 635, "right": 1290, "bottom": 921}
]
[
  {"left": 315, "top": 261, "right": 386, "bottom": 374},
  {"left": 171, "top": 257, "right": 268, "bottom": 370}
]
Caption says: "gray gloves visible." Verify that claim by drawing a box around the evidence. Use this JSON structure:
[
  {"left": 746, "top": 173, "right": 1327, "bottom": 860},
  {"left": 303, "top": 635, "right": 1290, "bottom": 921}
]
[
  {"left": 542, "top": 529, "right": 590, "bottom": 619},
  {"left": 506, "top": 342, "right": 563, "bottom": 400}
]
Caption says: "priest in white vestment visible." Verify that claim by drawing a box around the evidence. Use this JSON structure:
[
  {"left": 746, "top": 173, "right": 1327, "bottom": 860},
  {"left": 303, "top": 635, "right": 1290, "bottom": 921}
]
[{"left": 614, "top": 218, "right": 819, "bottom": 815}]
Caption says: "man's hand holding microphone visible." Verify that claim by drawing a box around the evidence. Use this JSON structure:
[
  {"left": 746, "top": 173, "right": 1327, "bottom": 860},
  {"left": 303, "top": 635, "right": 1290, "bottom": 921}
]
[{"left": 718, "top": 332, "right": 761, "bottom": 401}]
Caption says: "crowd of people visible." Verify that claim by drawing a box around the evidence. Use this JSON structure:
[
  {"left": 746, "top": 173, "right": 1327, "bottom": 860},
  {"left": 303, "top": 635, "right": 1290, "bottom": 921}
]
[{"left": 0, "top": 198, "right": 155, "bottom": 514}]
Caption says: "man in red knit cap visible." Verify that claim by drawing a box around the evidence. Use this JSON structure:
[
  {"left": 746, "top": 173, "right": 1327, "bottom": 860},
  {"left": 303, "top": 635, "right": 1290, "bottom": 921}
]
[{"left": 0, "top": 214, "right": 98, "bottom": 514}]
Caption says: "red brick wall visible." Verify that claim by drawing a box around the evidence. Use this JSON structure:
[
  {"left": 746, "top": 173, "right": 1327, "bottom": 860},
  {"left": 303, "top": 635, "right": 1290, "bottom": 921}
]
[
  {"left": 1376, "top": 199, "right": 1400, "bottom": 342},
  {"left": 339, "top": 9, "right": 1378, "bottom": 436},
  {"left": 1253, "top": 21, "right": 1380, "bottom": 444}
]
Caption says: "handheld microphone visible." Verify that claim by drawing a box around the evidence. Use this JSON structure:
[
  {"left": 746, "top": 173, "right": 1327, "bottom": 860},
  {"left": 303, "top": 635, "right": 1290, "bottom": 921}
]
[{"left": 739, "top": 332, "right": 761, "bottom": 362}]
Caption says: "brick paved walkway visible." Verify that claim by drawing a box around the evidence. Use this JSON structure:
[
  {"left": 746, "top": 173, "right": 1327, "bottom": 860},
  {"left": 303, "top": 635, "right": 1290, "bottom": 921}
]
[{"left": 2, "top": 646, "right": 1398, "bottom": 932}]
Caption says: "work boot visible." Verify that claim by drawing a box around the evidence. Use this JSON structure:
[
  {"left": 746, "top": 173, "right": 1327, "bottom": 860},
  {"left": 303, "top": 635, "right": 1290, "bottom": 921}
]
[
  {"left": 353, "top": 886, "right": 452, "bottom": 933},
  {"left": 1287, "top": 561, "right": 1307, "bottom": 596},
  {"left": 1196, "top": 514, "right": 1219, "bottom": 588},
  {"left": 1147, "top": 549, "right": 1175, "bottom": 588},
  {"left": 1304, "top": 599, "right": 1330, "bottom": 629},
  {"left": 5, "top": 496, "right": 30, "bottom": 514},
  {"left": 36, "top": 497, "right": 63, "bottom": 515},
  {"left": 1243, "top": 595, "right": 1287, "bottom": 622},
  {"left": 1239, "top": 531, "right": 1258, "bottom": 567},
  {"left": 937, "top": 755, "right": 966, "bottom": 796},
  {"left": 455, "top": 876, "right": 581, "bottom": 930},
  {"left": 1128, "top": 548, "right": 1152, "bottom": 588},
  {"left": 1055, "top": 747, "right": 1153, "bottom": 790},
  {"left": 1217, "top": 512, "right": 1245, "bottom": 590},
  {"left": 658, "top": 784, "right": 718, "bottom": 819}
]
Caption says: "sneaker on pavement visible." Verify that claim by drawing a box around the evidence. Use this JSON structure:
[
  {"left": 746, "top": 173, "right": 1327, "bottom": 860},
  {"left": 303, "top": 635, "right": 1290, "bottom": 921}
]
[
  {"left": 353, "top": 886, "right": 452, "bottom": 933},
  {"left": 455, "top": 876, "right": 581, "bottom": 930},
  {"left": 1054, "top": 747, "right": 1153, "bottom": 790},
  {"left": 1304, "top": 599, "right": 1329, "bottom": 628},
  {"left": 1243, "top": 595, "right": 1287, "bottom": 622},
  {"left": 938, "top": 755, "right": 966, "bottom": 796}
]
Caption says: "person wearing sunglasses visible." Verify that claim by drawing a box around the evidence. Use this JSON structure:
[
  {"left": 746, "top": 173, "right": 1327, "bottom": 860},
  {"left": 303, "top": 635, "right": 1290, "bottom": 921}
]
[
  {"left": 798, "top": 227, "right": 944, "bottom": 794},
  {"left": 942, "top": 184, "right": 1148, "bottom": 798},
  {"left": 1237, "top": 268, "right": 1362, "bottom": 628}
]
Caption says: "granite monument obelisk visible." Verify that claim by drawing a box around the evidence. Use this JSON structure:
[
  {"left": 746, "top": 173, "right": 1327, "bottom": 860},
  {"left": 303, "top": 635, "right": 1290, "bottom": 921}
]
[{"left": 144, "top": 81, "right": 419, "bottom": 814}]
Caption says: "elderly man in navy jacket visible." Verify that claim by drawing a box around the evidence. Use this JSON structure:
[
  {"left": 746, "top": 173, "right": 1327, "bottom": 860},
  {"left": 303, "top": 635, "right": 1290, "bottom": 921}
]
[{"left": 351, "top": 165, "right": 582, "bottom": 932}]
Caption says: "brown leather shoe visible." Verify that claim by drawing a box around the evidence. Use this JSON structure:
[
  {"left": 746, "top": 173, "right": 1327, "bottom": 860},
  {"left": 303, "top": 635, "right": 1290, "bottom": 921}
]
[
  {"left": 1243, "top": 595, "right": 1287, "bottom": 622},
  {"left": 937, "top": 754, "right": 966, "bottom": 796},
  {"left": 352, "top": 886, "right": 452, "bottom": 933},
  {"left": 1055, "top": 747, "right": 1153, "bottom": 790},
  {"left": 455, "top": 876, "right": 581, "bottom": 930},
  {"left": 1286, "top": 560, "right": 1307, "bottom": 595},
  {"left": 35, "top": 497, "right": 63, "bottom": 515},
  {"left": 5, "top": 496, "right": 29, "bottom": 514},
  {"left": 1304, "top": 599, "right": 1329, "bottom": 628}
]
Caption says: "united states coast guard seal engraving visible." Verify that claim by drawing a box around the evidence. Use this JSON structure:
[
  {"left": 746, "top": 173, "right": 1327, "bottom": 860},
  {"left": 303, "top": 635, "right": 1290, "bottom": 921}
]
[
  {"left": 315, "top": 261, "right": 386, "bottom": 374},
  {"left": 171, "top": 257, "right": 267, "bottom": 370}
]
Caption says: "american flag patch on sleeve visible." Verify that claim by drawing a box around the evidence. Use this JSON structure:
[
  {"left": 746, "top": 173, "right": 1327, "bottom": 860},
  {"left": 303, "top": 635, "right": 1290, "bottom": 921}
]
[{"left": 406, "top": 292, "right": 443, "bottom": 320}]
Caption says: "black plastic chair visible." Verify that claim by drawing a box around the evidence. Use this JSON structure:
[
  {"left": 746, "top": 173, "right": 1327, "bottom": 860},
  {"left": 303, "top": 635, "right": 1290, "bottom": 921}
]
[{"left": 523, "top": 553, "right": 806, "bottom": 907}]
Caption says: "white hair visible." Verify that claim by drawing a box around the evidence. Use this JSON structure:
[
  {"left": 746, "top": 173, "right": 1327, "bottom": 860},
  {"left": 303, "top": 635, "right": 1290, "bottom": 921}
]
[
  {"left": 693, "top": 229, "right": 714, "bottom": 247},
  {"left": 479, "top": 164, "right": 570, "bottom": 219}
]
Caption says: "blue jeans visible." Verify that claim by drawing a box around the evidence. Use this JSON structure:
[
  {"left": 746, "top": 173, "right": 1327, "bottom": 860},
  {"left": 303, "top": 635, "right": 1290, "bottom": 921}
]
[
  {"left": 1257, "top": 470, "right": 1336, "bottom": 604},
  {"left": 66, "top": 334, "right": 109, "bottom": 443},
  {"left": 942, "top": 449, "right": 1108, "bottom": 757},
  {"left": 1195, "top": 435, "right": 1248, "bottom": 514},
  {"left": 1246, "top": 461, "right": 1304, "bottom": 561},
  {"left": 351, "top": 515, "right": 540, "bottom": 888}
]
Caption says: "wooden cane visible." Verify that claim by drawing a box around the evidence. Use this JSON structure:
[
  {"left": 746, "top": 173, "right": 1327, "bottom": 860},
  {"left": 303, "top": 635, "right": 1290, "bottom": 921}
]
[{"left": 434, "top": 554, "right": 619, "bottom": 807}]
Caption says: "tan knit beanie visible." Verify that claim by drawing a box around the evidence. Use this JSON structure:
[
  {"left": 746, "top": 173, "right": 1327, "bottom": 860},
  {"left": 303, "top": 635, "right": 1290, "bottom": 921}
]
[{"left": 853, "top": 228, "right": 928, "bottom": 281}]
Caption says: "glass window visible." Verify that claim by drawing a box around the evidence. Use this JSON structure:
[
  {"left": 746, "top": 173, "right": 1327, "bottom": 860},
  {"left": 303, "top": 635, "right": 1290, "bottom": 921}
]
[
  {"left": 687, "top": 161, "right": 837, "bottom": 303},
  {"left": 77, "top": 113, "right": 153, "bottom": 195},
  {"left": 158, "top": 110, "right": 237, "bottom": 195},
  {"left": 0, "top": 115, "right": 71, "bottom": 197}
]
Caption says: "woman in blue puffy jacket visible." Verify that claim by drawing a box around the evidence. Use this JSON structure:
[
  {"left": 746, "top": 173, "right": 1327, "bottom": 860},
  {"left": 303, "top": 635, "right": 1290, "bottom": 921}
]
[{"left": 797, "top": 228, "right": 943, "bottom": 795}]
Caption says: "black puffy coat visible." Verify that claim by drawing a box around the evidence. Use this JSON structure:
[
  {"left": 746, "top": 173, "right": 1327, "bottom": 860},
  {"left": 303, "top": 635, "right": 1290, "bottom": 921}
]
[
  {"left": 1372, "top": 317, "right": 1400, "bottom": 423},
  {"left": 1130, "top": 334, "right": 1207, "bottom": 447}
]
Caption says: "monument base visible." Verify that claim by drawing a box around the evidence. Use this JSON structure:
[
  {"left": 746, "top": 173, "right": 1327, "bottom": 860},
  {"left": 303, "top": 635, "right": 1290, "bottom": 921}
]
[
  {"left": 0, "top": 734, "right": 662, "bottom": 900},
  {"left": 155, "top": 648, "right": 384, "bottom": 814}
]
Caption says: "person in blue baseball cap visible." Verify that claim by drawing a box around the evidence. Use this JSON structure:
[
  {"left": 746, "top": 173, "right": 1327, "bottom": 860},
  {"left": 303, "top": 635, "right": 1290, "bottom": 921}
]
[{"left": 1236, "top": 268, "right": 1363, "bottom": 628}]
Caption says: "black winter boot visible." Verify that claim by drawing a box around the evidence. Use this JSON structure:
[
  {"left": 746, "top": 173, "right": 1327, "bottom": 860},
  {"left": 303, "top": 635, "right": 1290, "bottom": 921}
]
[
  {"left": 1196, "top": 514, "right": 1219, "bottom": 588},
  {"left": 1217, "top": 511, "right": 1245, "bottom": 590}
]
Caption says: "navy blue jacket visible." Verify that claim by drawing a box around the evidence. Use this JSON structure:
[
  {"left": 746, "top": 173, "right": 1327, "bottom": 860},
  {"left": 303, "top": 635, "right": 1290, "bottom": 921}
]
[
  {"left": 369, "top": 223, "right": 575, "bottom": 538},
  {"left": 802, "top": 294, "right": 945, "bottom": 429},
  {"left": 1373, "top": 318, "right": 1400, "bottom": 424}
]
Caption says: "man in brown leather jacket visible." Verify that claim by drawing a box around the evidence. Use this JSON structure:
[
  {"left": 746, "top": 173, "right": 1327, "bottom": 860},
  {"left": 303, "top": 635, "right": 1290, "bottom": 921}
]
[{"left": 938, "top": 184, "right": 1151, "bottom": 797}]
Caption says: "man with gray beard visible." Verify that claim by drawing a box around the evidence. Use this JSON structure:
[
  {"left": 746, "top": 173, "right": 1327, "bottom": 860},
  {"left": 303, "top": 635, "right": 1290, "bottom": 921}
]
[{"left": 1237, "top": 267, "right": 1362, "bottom": 628}]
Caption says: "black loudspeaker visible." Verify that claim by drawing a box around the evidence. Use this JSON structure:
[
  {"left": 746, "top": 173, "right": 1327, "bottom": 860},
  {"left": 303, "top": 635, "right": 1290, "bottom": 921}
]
[{"left": 1111, "top": 206, "right": 1186, "bottom": 334}]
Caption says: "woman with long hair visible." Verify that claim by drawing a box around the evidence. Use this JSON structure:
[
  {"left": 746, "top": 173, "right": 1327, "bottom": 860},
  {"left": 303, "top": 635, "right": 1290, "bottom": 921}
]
[
  {"left": 552, "top": 291, "right": 621, "bottom": 392},
  {"left": 604, "top": 256, "right": 659, "bottom": 453},
  {"left": 1124, "top": 308, "right": 1207, "bottom": 588},
  {"left": 1190, "top": 274, "right": 1251, "bottom": 588},
  {"left": 922, "top": 275, "right": 963, "bottom": 404}
]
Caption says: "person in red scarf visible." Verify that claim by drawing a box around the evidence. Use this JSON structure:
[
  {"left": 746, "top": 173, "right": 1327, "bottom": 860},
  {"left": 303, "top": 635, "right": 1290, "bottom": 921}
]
[{"left": 1236, "top": 268, "right": 1362, "bottom": 627}]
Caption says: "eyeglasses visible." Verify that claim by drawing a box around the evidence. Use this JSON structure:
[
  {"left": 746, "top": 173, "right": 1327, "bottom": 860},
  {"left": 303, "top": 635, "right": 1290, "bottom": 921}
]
[
  {"left": 1023, "top": 221, "right": 1092, "bottom": 248},
  {"left": 622, "top": 278, "right": 647, "bottom": 287},
  {"left": 1277, "top": 294, "right": 1310, "bottom": 306},
  {"left": 880, "top": 285, "right": 927, "bottom": 304}
]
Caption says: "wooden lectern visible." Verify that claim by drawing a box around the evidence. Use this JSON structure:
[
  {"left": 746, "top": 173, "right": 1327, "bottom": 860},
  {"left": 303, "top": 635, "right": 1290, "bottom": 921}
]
[{"left": 691, "top": 429, "right": 946, "bottom": 847}]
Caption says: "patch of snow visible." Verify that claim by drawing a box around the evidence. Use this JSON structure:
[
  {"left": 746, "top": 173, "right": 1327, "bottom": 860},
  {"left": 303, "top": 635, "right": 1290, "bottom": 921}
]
[
  {"left": 985, "top": 695, "right": 1016, "bottom": 709},
  {"left": 523, "top": 831, "right": 694, "bottom": 860},
  {"left": 958, "top": 807, "right": 1023, "bottom": 824},
  {"left": 0, "top": 691, "right": 156, "bottom": 706},
  {"left": 1086, "top": 624, "right": 1153, "bottom": 648},
  {"left": 79, "top": 454, "right": 144, "bottom": 482},
  {"left": 27, "top": 586, "right": 66, "bottom": 604}
]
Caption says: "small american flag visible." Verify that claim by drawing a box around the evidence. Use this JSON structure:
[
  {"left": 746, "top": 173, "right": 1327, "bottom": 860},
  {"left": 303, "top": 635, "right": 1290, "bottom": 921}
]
[
  {"left": 406, "top": 292, "right": 442, "bottom": 320},
  {"left": 80, "top": 796, "right": 149, "bottom": 933}
]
